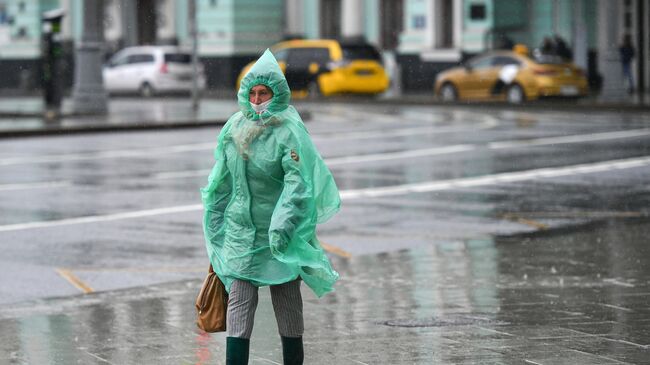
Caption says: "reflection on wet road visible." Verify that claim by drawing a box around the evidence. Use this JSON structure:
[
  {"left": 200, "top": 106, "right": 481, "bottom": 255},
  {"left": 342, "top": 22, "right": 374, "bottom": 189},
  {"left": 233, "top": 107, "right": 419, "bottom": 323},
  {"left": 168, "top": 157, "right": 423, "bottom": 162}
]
[
  {"left": 1, "top": 102, "right": 650, "bottom": 308},
  {"left": 1, "top": 220, "right": 647, "bottom": 364}
]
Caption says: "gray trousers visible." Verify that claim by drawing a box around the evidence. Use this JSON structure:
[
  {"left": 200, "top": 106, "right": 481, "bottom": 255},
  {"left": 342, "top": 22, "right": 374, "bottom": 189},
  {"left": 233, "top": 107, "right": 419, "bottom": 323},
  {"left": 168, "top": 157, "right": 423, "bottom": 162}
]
[{"left": 227, "top": 279, "right": 304, "bottom": 339}]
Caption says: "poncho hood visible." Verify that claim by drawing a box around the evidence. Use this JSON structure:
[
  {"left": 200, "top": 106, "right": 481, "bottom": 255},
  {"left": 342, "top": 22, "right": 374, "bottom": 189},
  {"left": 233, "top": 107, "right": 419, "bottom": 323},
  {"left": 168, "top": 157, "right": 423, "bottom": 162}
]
[{"left": 237, "top": 49, "right": 291, "bottom": 122}]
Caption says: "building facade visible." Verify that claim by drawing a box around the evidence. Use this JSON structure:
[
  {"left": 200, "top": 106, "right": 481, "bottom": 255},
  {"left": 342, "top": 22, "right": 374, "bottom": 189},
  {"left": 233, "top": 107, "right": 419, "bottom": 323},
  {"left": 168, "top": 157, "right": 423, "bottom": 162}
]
[{"left": 0, "top": 0, "right": 647, "bottom": 96}]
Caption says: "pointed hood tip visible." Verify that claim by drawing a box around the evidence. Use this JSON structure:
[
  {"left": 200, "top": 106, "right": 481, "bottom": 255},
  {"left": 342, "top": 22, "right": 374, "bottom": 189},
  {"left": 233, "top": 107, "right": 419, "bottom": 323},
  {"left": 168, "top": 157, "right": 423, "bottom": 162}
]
[{"left": 238, "top": 48, "right": 291, "bottom": 120}]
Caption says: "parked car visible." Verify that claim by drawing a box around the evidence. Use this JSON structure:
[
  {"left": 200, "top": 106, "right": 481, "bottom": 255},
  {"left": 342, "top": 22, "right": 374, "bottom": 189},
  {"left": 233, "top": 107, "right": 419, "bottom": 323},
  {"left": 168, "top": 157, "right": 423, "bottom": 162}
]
[
  {"left": 103, "top": 46, "right": 206, "bottom": 97},
  {"left": 237, "top": 39, "right": 390, "bottom": 97},
  {"left": 434, "top": 50, "right": 588, "bottom": 103}
]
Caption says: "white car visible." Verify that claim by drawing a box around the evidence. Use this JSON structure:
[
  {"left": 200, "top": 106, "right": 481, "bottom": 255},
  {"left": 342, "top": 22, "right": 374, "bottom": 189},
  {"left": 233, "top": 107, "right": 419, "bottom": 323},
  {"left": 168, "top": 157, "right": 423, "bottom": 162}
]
[{"left": 103, "top": 46, "right": 206, "bottom": 97}]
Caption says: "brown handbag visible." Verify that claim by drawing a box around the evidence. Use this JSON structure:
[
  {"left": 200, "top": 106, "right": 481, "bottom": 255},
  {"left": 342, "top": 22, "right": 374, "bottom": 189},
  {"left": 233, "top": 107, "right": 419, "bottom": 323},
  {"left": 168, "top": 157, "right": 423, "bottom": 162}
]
[{"left": 195, "top": 264, "right": 228, "bottom": 332}]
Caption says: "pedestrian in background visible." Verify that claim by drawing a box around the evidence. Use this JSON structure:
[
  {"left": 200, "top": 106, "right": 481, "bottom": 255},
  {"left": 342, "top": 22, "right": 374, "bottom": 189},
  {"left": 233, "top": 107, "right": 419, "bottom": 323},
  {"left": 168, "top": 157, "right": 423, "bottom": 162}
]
[
  {"left": 553, "top": 34, "right": 573, "bottom": 61},
  {"left": 619, "top": 34, "right": 636, "bottom": 93},
  {"left": 201, "top": 49, "right": 341, "bottom": 365}
]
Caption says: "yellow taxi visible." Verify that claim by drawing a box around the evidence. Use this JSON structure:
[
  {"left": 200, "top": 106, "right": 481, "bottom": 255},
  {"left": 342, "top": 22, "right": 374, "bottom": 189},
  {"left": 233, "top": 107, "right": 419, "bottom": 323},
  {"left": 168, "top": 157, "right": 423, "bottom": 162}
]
[
  {"left": 236, "top": 39, "right": 389, "bottom": 98},
  {"left": 433, "top": 50, "right": 589, "bottom": 103}
]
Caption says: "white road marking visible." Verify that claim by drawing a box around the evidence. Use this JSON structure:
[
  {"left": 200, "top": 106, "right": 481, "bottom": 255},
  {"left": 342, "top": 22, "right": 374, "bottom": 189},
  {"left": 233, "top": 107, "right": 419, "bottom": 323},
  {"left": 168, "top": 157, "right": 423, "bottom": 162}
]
[
  {"left": 326, "top": 144, "right": 475, "bottom": 166},
  {"left": 152, "top": 169, "right": 210, "bottom": 179},
  {"left": 489, "top": 128, "right": 650, "bottom": 149},
  {"left": 338, "top": 155, "right": 650, "bottom": 199},
  {"left": 0, "top": 120, "right": 497, "bottom": 167},
  {"left": 312, "top": 118, "right": 498, "bottom": 141},
  {"left": 0, "top": 180, "right": 71, "bottom": 191},
  {"left": 0, "top": 142, "right": 215, "bottom": 166},
  {"left": 2, "top": 155, "right": 650, "bottom": 233},
  {"left": 151, "top": 145, "right": 475, "bottom": 179},
  {"left": 0, "top": 204, "right": 202, "bottom": 232},
  {"left": 597, "top": 303, "right": 633, "bottom": 312},
  {"left": 150, "top": 127, "right": 650, "bottom": 179}
]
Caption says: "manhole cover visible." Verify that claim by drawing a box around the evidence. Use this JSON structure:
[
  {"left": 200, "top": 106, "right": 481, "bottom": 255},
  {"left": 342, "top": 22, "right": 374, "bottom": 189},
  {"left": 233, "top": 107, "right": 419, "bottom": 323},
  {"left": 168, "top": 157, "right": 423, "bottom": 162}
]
[{"left": 381, "top": 314, "right": 506, "bottom": 328}]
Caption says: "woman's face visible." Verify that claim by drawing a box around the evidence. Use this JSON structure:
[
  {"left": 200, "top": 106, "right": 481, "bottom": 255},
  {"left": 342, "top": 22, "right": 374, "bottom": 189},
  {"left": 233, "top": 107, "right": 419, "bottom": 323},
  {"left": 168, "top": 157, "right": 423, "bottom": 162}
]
[{"left": 249, "top": 85, "right": 273, "bottom": 105}]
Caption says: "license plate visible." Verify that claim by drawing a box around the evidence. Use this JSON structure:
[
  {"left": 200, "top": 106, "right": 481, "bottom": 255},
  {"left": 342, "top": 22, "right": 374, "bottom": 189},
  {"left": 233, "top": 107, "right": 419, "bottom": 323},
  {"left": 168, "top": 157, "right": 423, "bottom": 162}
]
[
  {"left": 176, "top": 74, "right": 192, "bottom": 81},
  {"left": 560, "top": 85, "right": 578, "bottom": 96},
  {"left": 356, "top": 70, "right": 373, "bottom": 76}
]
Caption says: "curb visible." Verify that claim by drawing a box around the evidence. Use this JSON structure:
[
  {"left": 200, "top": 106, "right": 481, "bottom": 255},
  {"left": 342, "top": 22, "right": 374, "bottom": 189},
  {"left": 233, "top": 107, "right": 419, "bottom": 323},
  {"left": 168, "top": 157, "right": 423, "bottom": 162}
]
[
  {"left": 298, "top": 96, "right": 650, "bottom": 112},
  {"left": 0, "top": 119, "right": 228, "bottom": 139},
  {"left": 0, "top": 98, "right": 647, "bottom": 139}
]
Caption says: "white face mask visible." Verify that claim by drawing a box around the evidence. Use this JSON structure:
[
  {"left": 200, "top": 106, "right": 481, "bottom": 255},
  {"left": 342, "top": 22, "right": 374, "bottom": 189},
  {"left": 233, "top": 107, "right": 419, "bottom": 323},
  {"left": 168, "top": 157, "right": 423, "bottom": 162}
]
[{"left": 251, "top": 99, "right": 272, "bottom": 114}]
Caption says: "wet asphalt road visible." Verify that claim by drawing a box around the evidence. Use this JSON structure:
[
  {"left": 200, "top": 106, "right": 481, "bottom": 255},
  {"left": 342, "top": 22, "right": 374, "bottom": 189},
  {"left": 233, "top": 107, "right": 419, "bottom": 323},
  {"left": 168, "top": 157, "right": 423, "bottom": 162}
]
[
  {"left": 1, "top": 101, "right": 650, "bottom": 364},
  {"left": 1, "top": 102, "right": 650, "bottom": 305}
]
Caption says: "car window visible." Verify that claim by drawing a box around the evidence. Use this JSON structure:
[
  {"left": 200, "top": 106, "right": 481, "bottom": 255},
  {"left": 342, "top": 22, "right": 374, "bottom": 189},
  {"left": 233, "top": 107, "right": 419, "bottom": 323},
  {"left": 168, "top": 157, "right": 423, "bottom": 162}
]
[
  {"left": 273, "top": 49, "right": 288, "bottom": 62},
  {"left": 533, "top": 54, "right": 567, "bottom": 65},
  {"left": 287, "top": 48, "right": 330, "bottom": 69},
  {"left": 341, "top": 44, "right": 382, "bottom": 62},
  {"left": 493, "top": 56, "right": 521, "bottom": 66},
  {"left": 469, "top": 56, "right": 494, "bottom": 69},
  {"left": 126, "top": 54, "right": 155, "bottom": 64},
  {"left": 109, "top": 54, "right": 129, "bottom": 67},
  {"left": 164, "top": 53, "right": 191, "bottom": 64}
]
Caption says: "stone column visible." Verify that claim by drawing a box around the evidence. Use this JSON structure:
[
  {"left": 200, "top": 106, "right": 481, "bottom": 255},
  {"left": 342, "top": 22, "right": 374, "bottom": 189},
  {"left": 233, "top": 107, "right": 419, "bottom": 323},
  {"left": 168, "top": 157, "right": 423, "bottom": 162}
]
[
  {"left": 71, "top": 0, "right": 108, "bottom": 114},
  {"left": 285, "top": 0, "right": 304, "bottom": 37},
  {"left": 573, "top": 0, "right": 588, "bottom": 70},
  {"left": 597, "top": 0, "right": 626, "bottom": 99},
  {"left": 120, "top": 0, "right": 138, "bottom": 47},
  {"left": 341, "top": 0, "right": 364, "bottom": 39}
]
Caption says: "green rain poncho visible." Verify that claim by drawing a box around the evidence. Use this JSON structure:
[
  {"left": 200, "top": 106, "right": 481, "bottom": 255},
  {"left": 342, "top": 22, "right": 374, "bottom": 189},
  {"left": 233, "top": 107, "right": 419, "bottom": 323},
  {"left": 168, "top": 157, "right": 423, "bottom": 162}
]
[{"left": 202, "top": 49, "right": 341, "bottom": 297}]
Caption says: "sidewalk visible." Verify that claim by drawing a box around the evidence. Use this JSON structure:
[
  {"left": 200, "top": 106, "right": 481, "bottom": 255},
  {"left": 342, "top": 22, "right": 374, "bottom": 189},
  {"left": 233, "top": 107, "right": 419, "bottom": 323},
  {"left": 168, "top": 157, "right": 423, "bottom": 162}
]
[
  {"left": 0, "top": 92, "right": 649, "bottom": 138},
  {"left": 0, "top": 97, "right": 238, "bottom": 138},
  {"left": 0, "top": 221, "right": 648, "bottom": 364}
]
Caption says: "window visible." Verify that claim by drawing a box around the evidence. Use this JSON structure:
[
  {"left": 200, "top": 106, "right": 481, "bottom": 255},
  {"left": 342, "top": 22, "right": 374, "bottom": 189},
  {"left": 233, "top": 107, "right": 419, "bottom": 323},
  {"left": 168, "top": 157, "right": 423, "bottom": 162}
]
[
  {"left": 287, "top": 48, "right": 330, "bottom": 69},
  {"left": 127, "top": 54, "right": 155, "bottom": 64},
  {"left": 470, "top": 4, "right": 486, "bottom": 20},
  {"left": 469, "top": 56, "right": 493, "bottom": 69},
  {"left": 109, "top": 55, "right": 129, "bottom": 67},
  {"left": 164, "top": 53, "right": 191, "bottom": 64},
  {"left": 492, "top": 56, "right": 520, "bottom": 66},
  {"left": 273, "top": 49, "right": 288, "bottom": 62},
  {"left": 341, "top": 45, "right": 382, "bottom": 62}
]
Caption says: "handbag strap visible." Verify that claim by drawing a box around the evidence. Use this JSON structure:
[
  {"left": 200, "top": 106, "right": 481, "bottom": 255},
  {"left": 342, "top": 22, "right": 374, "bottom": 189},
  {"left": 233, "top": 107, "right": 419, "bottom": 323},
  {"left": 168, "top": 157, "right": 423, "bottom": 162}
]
[{"left": 209, "top": 264, "right": 214, "bottom": 273}]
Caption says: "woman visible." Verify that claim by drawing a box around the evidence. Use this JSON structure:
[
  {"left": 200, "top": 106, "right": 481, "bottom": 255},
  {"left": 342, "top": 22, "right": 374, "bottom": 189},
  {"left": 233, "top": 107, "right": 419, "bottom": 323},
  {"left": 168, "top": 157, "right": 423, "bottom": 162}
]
[{"left": 202, "top": 49, "right": 340, "bottom": 364}]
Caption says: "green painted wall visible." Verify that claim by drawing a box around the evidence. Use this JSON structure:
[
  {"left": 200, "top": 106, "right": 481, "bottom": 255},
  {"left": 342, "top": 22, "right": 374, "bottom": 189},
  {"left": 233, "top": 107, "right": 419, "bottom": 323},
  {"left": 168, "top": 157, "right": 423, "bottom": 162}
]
[
  {"left": 489, "top": 0, "right": 598, "bottom": 52},
  {"left": 492, "top": 0, "right": 528, "bottom": 46},
  {"left": 175, "top": 0, "right": 188, "bottom": 41},
  {"left": 462, "top": 0, "right": 494, "bottom": 52},
  {"left": 233, "top": 0, "right": 283, "bottom": 50},
  {"left": 182, "top": 0, "right": 283, "bottom": 55},
  {"left": 197, "top": 0, "right": 235, "bottom": 51},
  {"left": 364, "top": 0, "right": 379, "bottom": 45},
  {"left": 304, "top": 0, "right": 319, "bottom": 39},
  {"left": 493, "top": 0, "right": 527, "bottom": 29},
  {"left": 397, "top": 0, "right": 428, "bottom": 54},
  {"left": 0, "top": 0, "right": 63, "bottom": 58},
  {"left": 584, "top": 0, "right": 597, "bottom": 48}
]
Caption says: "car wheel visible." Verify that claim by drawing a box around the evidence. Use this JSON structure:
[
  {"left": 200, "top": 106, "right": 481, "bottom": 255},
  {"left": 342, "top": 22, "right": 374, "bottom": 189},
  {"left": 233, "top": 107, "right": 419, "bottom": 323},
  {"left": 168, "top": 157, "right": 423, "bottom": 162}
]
[
  {"left": 506, "top": 84, "right": 525, "bottom": 104},
  {"left": 439, "top": 83, "right": 458, "bottom": 102},
  {"left": 139, "top": 82, "right": 154, "bottom": 98},
  {"left": 308, "top": 81, "right": 321, "bottom": 99}
]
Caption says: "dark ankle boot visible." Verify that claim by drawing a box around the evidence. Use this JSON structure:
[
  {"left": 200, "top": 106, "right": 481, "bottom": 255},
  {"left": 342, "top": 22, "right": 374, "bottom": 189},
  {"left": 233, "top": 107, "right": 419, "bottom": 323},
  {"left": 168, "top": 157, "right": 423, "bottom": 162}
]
[
  {"left": 281, "top": 336, "right": 304, "bottom": 365},
  {"left": 226, "top": 337, "right": 250, "bottom": 365}
]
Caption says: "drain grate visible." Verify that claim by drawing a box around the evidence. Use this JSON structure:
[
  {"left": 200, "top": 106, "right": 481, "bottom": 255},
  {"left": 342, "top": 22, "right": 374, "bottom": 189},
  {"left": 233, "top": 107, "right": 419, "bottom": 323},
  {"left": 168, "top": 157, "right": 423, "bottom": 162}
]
[{"left": 381, "top": 314, "right": 507, "bottom": 328}]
